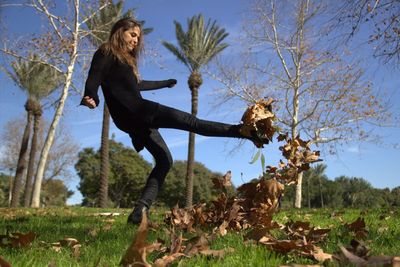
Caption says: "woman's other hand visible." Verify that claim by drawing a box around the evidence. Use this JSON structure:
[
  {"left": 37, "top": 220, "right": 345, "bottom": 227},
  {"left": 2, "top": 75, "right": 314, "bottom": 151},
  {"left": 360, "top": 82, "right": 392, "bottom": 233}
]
[
  {"left": 167, "top": 79, "right": 177, "bottom": 88},
  {"left": 82, "top": 96, "right": 97, "bottom": 109}
]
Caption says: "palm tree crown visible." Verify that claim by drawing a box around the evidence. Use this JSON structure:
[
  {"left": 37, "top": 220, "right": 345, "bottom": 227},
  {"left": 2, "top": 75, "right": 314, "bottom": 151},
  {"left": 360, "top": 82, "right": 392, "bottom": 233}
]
[
  {"left": 10, "top": 54, "right": 63, "bottom": 101},
  {"left": 162, "top": 14, "right": 229, "bottom": 73}
]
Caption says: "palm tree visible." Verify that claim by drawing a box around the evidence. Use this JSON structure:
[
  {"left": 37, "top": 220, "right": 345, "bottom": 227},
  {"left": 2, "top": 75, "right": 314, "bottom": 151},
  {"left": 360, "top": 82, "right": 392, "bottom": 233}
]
[
  {"left": 85, "top": 0, "right": 152, "bottom": 208},
  {"left": 162, "top": 14, "right": 229, "bottom": 207},
  {"left": 304, "top": 164, "right": 327, "bottom": 208},
  {"left": 23, "top": 100, "right": 42, "bottom": 207},
  {"left": 8, "top": 54, "right": 62, "bottom": 207}
]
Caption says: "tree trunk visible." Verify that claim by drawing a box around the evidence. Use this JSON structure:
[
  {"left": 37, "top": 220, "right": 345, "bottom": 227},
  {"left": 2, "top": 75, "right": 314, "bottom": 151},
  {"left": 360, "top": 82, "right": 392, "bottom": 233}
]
[
  {"left": 24, "top": 105, "right": 42, "bottom": 207},
  {"left": 98, "top": 103, "right": 110, "bottom": 208},
  {"left": 185, "top": 86, "right": 199, "bottom": 208},
  {"left": 307, "top": 175, "right": 311, "bottom": 208},
  {"left": 295, "top": 172, "right": 303, "bottom": 208},
  {"left": 319, "top": 176, "right": 324, "bottom": 208},
  {"left": 11, "top": 103, "right": 33, "bottom": 207},
  {"left": 8, "top": 169, "right": 13, "bottom": 207},
  {"left": 31, "top": 11, "right": 80, "bottom": 207}
]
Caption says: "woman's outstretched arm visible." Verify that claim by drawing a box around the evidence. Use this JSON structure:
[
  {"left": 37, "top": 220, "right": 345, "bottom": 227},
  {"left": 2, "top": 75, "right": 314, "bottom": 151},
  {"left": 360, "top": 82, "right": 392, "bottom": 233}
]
[{"left": 138, "top": 79, "right": 177, "bottom": 91}]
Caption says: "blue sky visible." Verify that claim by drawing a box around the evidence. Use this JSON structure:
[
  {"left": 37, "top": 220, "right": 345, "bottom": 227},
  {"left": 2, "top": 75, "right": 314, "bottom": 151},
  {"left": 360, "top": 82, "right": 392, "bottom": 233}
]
[{"left": 1, "top": 0, "right": 399, "bottom": 205}]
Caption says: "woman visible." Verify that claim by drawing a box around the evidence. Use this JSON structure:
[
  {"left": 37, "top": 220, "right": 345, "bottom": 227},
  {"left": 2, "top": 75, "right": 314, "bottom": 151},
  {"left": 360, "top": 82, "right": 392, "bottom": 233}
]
[{"left": 81, "top": 17, "right": 268, "bottom": 224}]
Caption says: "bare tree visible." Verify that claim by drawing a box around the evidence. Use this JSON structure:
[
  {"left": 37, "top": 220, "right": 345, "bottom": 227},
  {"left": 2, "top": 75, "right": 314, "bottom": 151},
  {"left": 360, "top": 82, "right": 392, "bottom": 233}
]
[
  {"left": 1, "top": 0, "right": 110, "bottom": 207},
  {"left": 334, "top": 0, "right": 400, "bottom": 65},
  {"left": 212, "top": 0, "right": 391, "bottom": 208},
  {"left": 0, "top": 117, "right": 79, "bottom": 206}
]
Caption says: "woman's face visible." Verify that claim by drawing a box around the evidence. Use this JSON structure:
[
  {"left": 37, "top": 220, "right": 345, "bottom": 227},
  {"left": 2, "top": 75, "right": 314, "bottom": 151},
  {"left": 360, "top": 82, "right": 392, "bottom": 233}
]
[{"left": 123, "top": 26, "right": 141, "bottom": 52}]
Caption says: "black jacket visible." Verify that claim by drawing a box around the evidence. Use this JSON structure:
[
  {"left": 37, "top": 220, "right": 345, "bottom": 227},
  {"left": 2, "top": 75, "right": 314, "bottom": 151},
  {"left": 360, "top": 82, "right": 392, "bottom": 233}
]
[{"left": 81, "top": 48, "right": 175, "bottom": 151}]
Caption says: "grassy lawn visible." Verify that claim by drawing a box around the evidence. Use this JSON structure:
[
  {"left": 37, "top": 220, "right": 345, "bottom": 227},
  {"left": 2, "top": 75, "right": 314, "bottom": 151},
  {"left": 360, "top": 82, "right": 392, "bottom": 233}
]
[{"left": 0, "top": 207, "right": 399, "bottom": 266}]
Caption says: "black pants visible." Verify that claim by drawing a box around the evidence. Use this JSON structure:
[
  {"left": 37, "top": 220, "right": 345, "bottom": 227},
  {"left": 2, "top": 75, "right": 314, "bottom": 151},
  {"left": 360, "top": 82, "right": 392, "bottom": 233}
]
[{"left": 132, "top": 104, "right": 243, "bottom": 207}]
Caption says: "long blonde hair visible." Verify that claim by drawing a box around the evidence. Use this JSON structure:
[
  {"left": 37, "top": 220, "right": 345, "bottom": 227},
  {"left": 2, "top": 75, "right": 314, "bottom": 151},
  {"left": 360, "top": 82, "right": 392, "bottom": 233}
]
[{"left": 100, "top": 17, "right": 144, "bottom": 79}]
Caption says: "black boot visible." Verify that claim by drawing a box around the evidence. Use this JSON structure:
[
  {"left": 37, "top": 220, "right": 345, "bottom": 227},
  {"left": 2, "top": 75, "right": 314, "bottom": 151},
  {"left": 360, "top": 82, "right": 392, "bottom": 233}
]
[
  {"left": 127, "top": 199, "right": 150, "bottom": 225},
  {"left": 239, "top": 124, "right": 270, "bottom": 148}
]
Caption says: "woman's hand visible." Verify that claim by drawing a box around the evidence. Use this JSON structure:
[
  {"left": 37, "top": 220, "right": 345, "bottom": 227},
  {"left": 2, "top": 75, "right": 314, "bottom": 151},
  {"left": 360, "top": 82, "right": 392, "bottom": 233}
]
[
  {"left": 82, "top": 96, "right": 97, "bottom": 109},
  {"left": 167, "top": 79, "right": 177, "bottom": 88}
]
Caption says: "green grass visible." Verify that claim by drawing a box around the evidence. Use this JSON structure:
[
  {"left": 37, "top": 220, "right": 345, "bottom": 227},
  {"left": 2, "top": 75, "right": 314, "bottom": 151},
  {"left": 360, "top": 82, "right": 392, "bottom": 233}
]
[{"left": 0, "top": 207, "right": 399, "bottom": 266}]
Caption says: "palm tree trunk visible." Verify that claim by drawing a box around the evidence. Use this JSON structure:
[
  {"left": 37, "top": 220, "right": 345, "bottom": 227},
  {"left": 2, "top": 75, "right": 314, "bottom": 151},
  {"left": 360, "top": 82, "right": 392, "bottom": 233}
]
[
  {"left": 185, "top": 86, "right": 199, "bottom": 208},
  {"left": 307, "top": 175, "right": 311, "bottom": 208},
  {"left": 319, "top": 176, "right": 324, "bottom": 208},
  {"left": 8, "top": 168, "right": 13, "bottom": 207},
  {"left": 11, "top": 101, "right": 33, "bottom": 207},
  {"left": 98, "top": 103, "right": 110, "bottom": 208},
  {"left": 24, "top": 107, "right": 41, "bottom": 207}
]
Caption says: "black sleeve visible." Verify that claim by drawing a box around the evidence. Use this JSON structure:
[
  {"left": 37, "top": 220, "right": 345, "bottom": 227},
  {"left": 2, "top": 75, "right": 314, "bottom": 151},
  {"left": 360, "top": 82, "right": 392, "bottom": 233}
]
[
  {"left": 80, "top": 49, "right": 110, "bottom": 106},
  {"left": 138, "top": 79, "right": 176, "bottom": 91}
]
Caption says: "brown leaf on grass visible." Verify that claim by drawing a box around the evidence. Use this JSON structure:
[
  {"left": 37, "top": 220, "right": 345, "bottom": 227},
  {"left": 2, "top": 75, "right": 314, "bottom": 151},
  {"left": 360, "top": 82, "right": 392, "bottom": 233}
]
[
  {"left": 120, "top": 209, "right": 152, "bottom": 267},
  {"left": 0, "top": 231, "right": 37, "bottom": 248},
  {"left": 339, "top": 246, "right": 368, "bottom": 266},
  {"left": 153, "top": 253, "right": 185, "bottom": 267},
  {"left": 184, "top": 233, "right": 216, "bottom": 257},
  {"left": 59, "top": 237, "right": 79, "bottom": 247},
  {"left": 51, "top": 242, "right": 62, "bottom": 253},
  {"left": 393, "top": 256, "right": 400, "bottom": 267},
  {"left": 87, "top": 228, "right": 99, "bottom": 237},
  {"left": 280, "top": 265, "right": 322, "bottom": 267},
  {"left": 367, "top": 255, "right": 400, "bottom": 266},
  {"left": 94, "top": 212, "right": 121, "bottom": 217},
  {"left": 199, "top": 247, "right": 235, "bottom": 258},
  {"left": 345, "top": 217, "right": 368, "bottom": 238},
  {"left": 71, "top": 244, "right": 81, "bottom": 258},
  {"left": 0, "top": 256, "right": 12, "bottom": 267},
  {"left": 312, "top": 247, "right": 333, "bottom": 263},
  {"left": 345, "top": 217, "right": 365, "bottom": 231},
  {"left": 53, "top": 238, "right": 81, "bottom": 257},
  {"left": 347, "top": 239, "right": 370, "bottom": 258}
]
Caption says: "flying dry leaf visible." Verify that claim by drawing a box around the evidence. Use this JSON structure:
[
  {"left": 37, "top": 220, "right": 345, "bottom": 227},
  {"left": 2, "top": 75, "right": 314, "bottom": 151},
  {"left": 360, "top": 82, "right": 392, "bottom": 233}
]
[
  {"left": 222, "top": 171, "right": 232, "bottom": 187},
  {"left": 170, "top": 232, "right": 183, "bottom": 254},
  {"left": 120, "top": 209, "right": 152, "bottom": 267},
  {"left": 218, "top": 220, "right": 229, "bottom": 236},
  {"left": 184, "top": 233, "right": 216, "bottom": 257},
  {"left": 241, "top": 99, "right": 275, "bottom": 126}
]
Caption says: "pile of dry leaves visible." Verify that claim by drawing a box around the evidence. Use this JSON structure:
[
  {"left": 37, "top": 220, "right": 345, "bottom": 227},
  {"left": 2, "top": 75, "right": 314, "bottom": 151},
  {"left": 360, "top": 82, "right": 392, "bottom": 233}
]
[{"left": 120, "top": 99, "right": 399, "bottom": 266}]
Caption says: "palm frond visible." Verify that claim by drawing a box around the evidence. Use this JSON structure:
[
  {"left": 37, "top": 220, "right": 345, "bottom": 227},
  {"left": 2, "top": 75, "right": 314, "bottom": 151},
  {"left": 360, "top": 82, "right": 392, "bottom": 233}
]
[
  {"left": 85, "top": 1, "right": 153, "bottom": 47},
  {"left": 10, "top": 54, "right": 63, "bottom": 100},
  {"left": 164, "top": 14, "right": 229, "bottom": 73}
]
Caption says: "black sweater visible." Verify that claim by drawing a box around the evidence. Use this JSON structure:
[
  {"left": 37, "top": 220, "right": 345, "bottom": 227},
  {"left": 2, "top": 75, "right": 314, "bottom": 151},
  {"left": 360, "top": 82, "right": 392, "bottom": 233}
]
[
  {"left": 81, "top": 48, "right": 174, "bottom": 134},
  {"left": 81, "top": 49, "right": 175, "bottom": 151}
]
